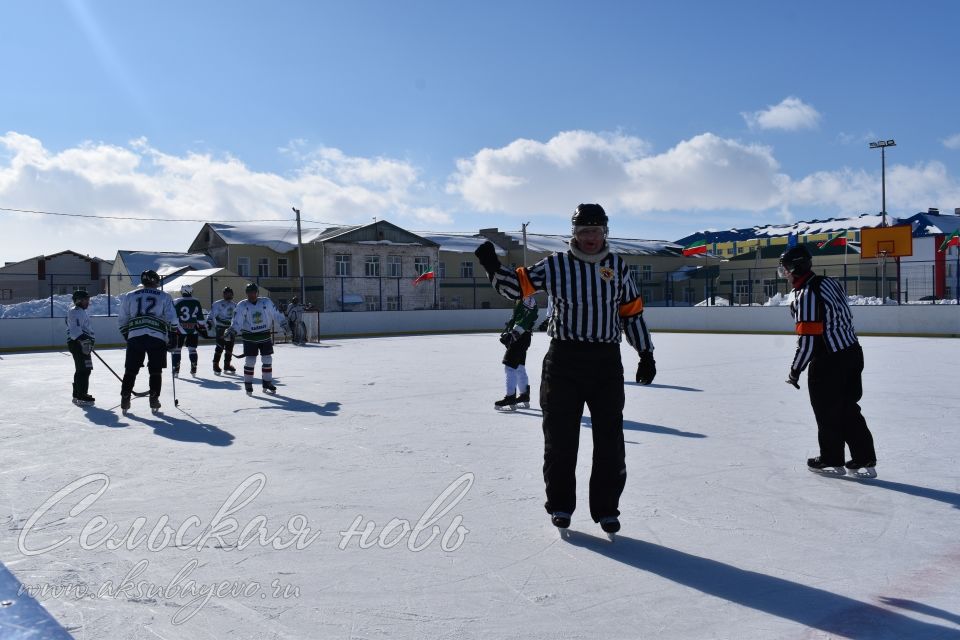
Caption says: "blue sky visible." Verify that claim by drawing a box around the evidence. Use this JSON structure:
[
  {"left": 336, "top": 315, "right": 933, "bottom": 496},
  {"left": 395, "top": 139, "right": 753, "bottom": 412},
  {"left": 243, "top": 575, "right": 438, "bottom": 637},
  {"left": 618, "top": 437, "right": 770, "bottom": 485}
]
[{"left": 1, "top": 0, "right": 959, "bottom": 262}]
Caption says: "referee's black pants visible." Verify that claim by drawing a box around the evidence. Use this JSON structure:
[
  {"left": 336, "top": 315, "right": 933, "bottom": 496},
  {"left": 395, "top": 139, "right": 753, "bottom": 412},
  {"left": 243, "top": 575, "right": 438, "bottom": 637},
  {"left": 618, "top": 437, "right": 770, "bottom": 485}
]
[
  {"left": 540, "top": 340, "right": 626, "bottom": 522},
  {"left": 807, "top": 343, "right": 876, "bottom": 465}
]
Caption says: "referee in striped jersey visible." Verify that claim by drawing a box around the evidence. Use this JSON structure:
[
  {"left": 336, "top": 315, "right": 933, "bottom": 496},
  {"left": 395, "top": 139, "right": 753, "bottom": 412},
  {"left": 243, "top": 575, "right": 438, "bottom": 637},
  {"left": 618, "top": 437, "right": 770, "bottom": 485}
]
[
  {"left": 780, "top": 245, "right": 878, "bottom": 478},
  {"left": 474, "top": 203, "right": 656, "bottom": 535}
]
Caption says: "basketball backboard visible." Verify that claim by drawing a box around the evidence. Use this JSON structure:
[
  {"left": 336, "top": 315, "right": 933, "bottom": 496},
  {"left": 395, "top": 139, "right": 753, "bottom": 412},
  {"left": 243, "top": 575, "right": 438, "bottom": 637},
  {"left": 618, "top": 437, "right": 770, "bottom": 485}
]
[{"left": 860, "top": 224, "right": 913, "bottom": 259}]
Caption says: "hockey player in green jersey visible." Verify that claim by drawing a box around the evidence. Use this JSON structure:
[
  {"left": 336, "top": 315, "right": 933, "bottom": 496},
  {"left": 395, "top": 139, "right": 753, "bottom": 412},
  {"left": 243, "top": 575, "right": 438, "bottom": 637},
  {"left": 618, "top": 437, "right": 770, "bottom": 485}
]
[
  {"left": 495, "top": 294, "right": 539, "bottom": 411},
  {"left": 171, "top": 284, "right": 205, "bottom": 376}
]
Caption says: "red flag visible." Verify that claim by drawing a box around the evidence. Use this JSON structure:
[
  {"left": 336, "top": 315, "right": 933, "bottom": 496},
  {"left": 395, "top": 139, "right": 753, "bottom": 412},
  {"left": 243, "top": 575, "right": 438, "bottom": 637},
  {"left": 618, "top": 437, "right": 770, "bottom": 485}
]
[{"left": 412, "top": 269, "right": 435, "bottom": 286}]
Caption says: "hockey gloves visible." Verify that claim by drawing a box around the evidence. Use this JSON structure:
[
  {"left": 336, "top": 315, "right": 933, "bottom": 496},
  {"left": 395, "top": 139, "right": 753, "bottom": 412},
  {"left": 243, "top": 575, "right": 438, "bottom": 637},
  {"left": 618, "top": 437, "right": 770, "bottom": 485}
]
[
  {"left": 636, "top": 351, "right": 656, "bottom": 385},
  {"left": 473, "top": 241, "right": 501, "bottom": 278},
  {"left": 224, "top": 328, "right": 237, "bottom": 341},
  {"left": 499, "top": 329, "right": 520, "bottom": 347},
  {"left": 786, "top": 369, "right": 801, "bottom": 389}
]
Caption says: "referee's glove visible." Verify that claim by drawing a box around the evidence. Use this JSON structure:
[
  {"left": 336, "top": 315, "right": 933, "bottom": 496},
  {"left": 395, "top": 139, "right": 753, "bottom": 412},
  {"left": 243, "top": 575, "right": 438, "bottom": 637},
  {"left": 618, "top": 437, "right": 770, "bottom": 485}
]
[
  {"left": 786, "top": 369, "right": 801, "bottom": 389},
  {"left": 474, "top": 241, "right": 501, "bottom": 277},
  {"left": 636, "top": 352, "right": 656, "bottom": 385}
]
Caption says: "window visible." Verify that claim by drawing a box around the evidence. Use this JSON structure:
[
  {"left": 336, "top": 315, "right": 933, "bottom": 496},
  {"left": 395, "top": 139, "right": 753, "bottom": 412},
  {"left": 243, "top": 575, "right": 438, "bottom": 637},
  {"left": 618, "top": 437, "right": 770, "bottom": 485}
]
[
  {"left": 460, "top": 261, "right": 474, "bottom": 278},
  {"left": 733, "top": 280, "right": 750, "bottom": 305},
  {"left": 414, "top": 256, "right": 430, "bottom": 276},
  {"left": 387, "top": 255, "right": 402, "bottom": 277},
  {"left": 386, "top": 295, "right": 400, "bottom": 311},
  {"left": 277, "top": 258, "right": 289, "bottom": 277},
  {"left": 641, "top": 265, "right": 652, "bottom": 281},
  {"left": 628, "top": 265, "right": 641, "bottom": 285},
  {"left": 258, "top": 258, "right": 270, "bottom": 277},
  {"left": 0, "top": 289, "right": 12, "bottom": 300},
  {"left": 335, "top": 255, "right": 351, "bottom": 276},
  {"left": 237, "top": 257, "right": 250, "bottom": 277},
  {"left": 437, "top": 262, "right": 445, "bottom": 279},
  {"left": 365, "top": 256, "right": 380, "bottom": 277},
  {"left": 364, "top": 295, "right": 379, "bottom": 311},
  {"left": 762, "top": 279, "right": 778, "bottom": 299},
  {"left": 449, "top": 296, "right": 462, "bottom": 310}
]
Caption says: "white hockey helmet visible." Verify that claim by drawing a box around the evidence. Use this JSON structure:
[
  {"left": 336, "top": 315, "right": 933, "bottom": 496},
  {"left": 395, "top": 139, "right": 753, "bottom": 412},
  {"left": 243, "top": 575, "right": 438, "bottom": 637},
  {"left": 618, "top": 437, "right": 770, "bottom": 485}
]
[{"left": 180, "top": 284, "right": 193, "bottom": 297}]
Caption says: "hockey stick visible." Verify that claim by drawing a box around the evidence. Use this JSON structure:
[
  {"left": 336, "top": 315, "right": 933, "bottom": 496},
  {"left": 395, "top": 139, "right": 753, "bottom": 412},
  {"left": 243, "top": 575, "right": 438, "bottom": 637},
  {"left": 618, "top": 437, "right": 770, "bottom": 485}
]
[
  {"left": 170, "top": 363, "right": 179, "bottom": 407},
  {"left": 91, "top": 350, "right": 150, "bottom": 397}
]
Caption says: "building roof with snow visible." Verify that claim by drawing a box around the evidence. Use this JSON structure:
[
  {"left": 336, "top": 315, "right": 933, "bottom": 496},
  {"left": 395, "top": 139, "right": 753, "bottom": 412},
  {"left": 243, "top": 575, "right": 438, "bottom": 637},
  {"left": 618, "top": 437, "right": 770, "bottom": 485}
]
[{"left": 675, "top": 213, "right": 889, "bottom": 246}]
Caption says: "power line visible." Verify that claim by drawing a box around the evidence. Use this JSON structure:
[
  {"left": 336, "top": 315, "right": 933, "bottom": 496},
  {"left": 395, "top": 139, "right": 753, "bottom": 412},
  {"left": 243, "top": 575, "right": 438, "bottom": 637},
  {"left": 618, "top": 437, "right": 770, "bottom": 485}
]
[{"left": 0, "top": 206, "right": 294, "bottom": 223}]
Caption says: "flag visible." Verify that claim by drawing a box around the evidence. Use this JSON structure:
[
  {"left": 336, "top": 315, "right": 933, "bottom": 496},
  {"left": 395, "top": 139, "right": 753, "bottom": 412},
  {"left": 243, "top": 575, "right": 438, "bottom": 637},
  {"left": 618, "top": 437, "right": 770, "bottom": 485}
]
[
  {"left": 412, "top": 269, "right": 435, "bottom": 286},
  {"left": 682, "top": 240, "right": 708, "bottom": 256},
  {"left": 938, "top": 230, "right": 960, "bottom": 252},
  {"left": 817, "top": 231, "right": 848, "bottom": 250}
]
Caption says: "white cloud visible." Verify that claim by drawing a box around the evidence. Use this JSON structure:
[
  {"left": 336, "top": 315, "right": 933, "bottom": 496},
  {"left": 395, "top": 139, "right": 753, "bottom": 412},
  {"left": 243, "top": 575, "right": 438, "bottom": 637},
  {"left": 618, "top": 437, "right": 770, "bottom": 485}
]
[
  {"left": 0, "top": 133, "right": 453, "bottom": 261},
  {"left": 448, "top": 129, "right": 960, "bottom": 223},
  {"left": 742, "top": 96, "right": 821, "bottom": 131},
  {"left": 448, "top": 130, "right": 783, "bottom": 214},
  {"left": 943, "top": 133, "right": 960, "bottom": 150}
]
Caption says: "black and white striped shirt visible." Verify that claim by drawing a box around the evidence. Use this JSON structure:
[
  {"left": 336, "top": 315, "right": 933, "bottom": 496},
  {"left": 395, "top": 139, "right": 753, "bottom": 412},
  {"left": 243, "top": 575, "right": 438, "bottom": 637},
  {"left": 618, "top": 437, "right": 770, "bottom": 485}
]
[
  {"left": 491, "top": 251, "right": 653, "bottom": 352},
  {"left": 789, "top": 274, "right": 858, "bottom": 371}
]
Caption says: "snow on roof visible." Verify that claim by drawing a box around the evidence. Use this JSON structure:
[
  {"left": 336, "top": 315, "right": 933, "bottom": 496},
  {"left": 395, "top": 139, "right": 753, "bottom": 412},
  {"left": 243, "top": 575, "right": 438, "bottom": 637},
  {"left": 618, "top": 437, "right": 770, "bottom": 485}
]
[
  {"left": 416, "top": 233, "right": 508, "bottom": 255},
  {"left": 209, "top": 223, "right": 342, "bottom": 253},
  {"left": 159, "top": 268, "right": 225, "bottom": 294},
  {"left": 117, "top": 251, "right": 217, "bottom": 282},
  {"left": 501, "top": 232, "right": 681, "bottom": 256},
  {"left": 677, "top": 213, "right": 889, "bottom": 245}
]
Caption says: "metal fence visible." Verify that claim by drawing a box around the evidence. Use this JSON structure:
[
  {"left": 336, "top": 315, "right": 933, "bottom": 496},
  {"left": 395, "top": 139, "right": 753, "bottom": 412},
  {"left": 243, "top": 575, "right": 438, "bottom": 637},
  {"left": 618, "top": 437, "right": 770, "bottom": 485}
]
[{"left": 1, "top": 258, "right": 958, "bottom": 318}]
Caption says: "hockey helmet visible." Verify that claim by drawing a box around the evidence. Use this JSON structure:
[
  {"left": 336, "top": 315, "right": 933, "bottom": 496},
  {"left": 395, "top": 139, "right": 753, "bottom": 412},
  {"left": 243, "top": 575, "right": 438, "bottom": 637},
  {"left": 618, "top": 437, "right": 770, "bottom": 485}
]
[
  {"left": 141, "top": 269, "right": 161, "bottom": 287},
  {"left": 778, "top": 246, "right": 813, "bottom": 277},
  {"left": 180, "top": 284, "right": 193, "bottom": 297},
  {"left": 245, "top": 282, "right": 259, "bottom": 293},
  {"left": 222, "top": 286, "right": 234, "bottom": 296},
  {"left": 72, "top": 289, "right": 90, "bottom": 303},
  {"left": 571, "top": 203, "right": 608, "bottom": 228}
]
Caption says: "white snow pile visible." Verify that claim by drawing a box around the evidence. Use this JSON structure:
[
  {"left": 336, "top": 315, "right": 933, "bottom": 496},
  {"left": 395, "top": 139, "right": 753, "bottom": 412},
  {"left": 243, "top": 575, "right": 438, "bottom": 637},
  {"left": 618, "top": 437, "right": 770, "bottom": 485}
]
[{"left": 0, "top": 293, "right": 122, "bottom": 319}]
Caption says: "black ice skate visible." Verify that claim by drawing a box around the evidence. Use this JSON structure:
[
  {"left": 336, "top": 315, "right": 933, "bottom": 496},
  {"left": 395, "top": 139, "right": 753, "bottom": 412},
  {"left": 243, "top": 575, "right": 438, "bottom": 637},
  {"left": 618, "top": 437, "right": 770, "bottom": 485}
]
[
  {"left": 72, "top": 395, "right": 94, "bottom": 406},
  {"left": 807, "top": 457, "right": 846, "bottom": 476},
  {"left": 494, "top": 393, "right": 517, "bottom": 411},
  {"left": 262, "top": 381, "right": 277, "bottom": 394},
  {"left": 599, "top": 516, "right": 620, "bottom": 540},
  {"left": 224, "top": 364, "right": 237, "bottom": 374},
  {"left": 516, "top": 385, "right": 531, "bottom": 408},
  {"left": 149, "top": 395, "right": 161, "bottom": 414},
  {"left": 190, "top": 364, "right": 197, "bottom": 376},
  {"left": 845, "top": 459, "right": 878, "bottom": 479},
  {"left": 551, "top": 512, "right": 571, "bottom": 529},
  {"left": 213, "top": 363, "right": 222, "bottom": 375},
  {"left": 245, "top": 382, "right": 254, "bottom": 395},
  {"left": 120, "top": 394, "right": 131, "bottom": 414}
]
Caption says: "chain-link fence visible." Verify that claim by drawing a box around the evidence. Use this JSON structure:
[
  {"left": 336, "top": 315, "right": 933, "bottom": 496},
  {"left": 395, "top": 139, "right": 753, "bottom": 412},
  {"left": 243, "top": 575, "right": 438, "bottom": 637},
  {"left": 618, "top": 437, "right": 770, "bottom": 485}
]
[{"left": 2, "top": 259, "right": 958, "bottom": 318}]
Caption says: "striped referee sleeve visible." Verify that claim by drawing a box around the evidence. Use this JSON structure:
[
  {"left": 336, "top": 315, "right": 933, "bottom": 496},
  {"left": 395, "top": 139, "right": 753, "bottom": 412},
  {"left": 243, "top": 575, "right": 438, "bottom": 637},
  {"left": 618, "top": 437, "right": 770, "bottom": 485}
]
[
  {"left": 790, "top": 285, "right": 818, "bottom": 372},
  {"left": 620, "top": 261, "right": 653, "bottom": 352}
]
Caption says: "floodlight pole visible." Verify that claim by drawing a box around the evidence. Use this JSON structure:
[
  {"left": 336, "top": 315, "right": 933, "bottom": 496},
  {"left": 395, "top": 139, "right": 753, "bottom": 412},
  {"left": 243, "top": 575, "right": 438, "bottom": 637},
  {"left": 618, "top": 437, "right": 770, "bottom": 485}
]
[
  {"left": 292, "top": 207, "right": 306, "bottom": 303},
  {"left": 869, "top": 139, "right": 896, "bottom": 227}
]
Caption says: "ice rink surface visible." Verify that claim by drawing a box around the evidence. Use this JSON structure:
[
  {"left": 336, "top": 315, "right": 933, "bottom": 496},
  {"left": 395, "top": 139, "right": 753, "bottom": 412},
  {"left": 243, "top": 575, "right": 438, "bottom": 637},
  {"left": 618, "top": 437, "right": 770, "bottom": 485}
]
[{"left": 1, "top": 332, "right": 959, "bottom": 639}]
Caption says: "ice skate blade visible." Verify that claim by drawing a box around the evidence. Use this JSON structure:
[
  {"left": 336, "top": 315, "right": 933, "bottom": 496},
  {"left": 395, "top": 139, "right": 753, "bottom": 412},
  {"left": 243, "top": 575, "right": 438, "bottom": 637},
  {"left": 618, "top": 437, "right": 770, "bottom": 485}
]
[
  {"left": 807, "top": 466, "right": 847, "bottom": 477},
  {"left": 517, "top": 401, "right": 530, "bottom": 408},
  {"left": 606, "top": 532, "right": 616, "bottom": 542},
  {"left": 494, "top": 405, "right": 516, "bottom": 412},
  {"left": 846, "top": 468, "right": 878, "bottom": 479}
]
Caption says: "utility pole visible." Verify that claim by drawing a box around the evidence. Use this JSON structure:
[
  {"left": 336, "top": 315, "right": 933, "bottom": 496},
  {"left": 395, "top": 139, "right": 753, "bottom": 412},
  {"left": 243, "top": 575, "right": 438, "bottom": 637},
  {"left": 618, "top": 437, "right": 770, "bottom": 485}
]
[
  {"left": 292, "top": 207, "right": 306, "bottom": 304},
  {"left": 522, "top": 222, "right": 530, "bottom": 266}
]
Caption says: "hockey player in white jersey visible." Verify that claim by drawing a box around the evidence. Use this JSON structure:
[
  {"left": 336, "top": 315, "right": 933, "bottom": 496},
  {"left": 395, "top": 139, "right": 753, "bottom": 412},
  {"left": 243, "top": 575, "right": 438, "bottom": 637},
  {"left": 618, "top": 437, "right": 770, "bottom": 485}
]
[
  {"left": 206, "top": 286, "right": 238, "bottom": 374},
  {"left": 226, "top": 282, "right": 289, "bottom": 394},
  {"left": 66, "top": 289, "right": 96, "bottom": 405},
  {"left": 117, "top": 269, "right": 181, "bottom": 413}
]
